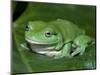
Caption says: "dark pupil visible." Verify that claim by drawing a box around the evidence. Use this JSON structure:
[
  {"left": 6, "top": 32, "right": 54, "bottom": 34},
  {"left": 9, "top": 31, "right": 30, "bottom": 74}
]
[
  {"left": 46, "top": 32, "right": 51, "bottom": 35},
  {"left": 45, "top": 32, "right": 52, "bottom": 37},
  {"left": 26, "top": 25, "right": 29, "bottom": 31}
]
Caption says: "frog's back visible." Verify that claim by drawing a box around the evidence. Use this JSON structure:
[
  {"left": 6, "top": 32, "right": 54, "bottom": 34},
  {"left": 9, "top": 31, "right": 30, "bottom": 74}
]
[{"left": 49, "top": 19, "right": 85, "bottom": 42}]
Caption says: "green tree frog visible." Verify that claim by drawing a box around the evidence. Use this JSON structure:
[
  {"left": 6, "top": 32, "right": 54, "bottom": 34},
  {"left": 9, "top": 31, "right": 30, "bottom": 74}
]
[{"left": 21, "top": 19, "right": 95, "bottom": 59}]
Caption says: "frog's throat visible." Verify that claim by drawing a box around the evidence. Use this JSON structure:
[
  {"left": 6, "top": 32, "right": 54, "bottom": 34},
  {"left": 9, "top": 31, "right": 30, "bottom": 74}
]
[{"left": 25, "top": 38, "right": 57, "bottom": 45}]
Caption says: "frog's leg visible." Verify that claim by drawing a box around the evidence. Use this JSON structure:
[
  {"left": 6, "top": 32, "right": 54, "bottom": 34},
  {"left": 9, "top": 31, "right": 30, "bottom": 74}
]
[
  {"left": 21, "top": 43, "right": 29, "bottom": 50},
  {"left": 71, "top": 35, "right": 95, "bottom": 56},
  {"left": 54, "top": 43, "right": 72, "bottom": 59},
  {"left": 45, "top": 43, "right": 72, "bottom": 59},
  {"left": 71, "top": 44, "right": 87, "bottom": 56}
]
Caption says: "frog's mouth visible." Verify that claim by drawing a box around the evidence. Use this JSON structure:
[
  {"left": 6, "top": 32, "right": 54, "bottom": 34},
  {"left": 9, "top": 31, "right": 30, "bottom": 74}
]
[
  {"left": 26, "top": 38, "right": 57, "bottom": 54},
  {"left": 26, "top": 38, "right": 50, "bottom": 44},
  {"left": 26, "top": 38, "right": 57, "bottom": 45}
]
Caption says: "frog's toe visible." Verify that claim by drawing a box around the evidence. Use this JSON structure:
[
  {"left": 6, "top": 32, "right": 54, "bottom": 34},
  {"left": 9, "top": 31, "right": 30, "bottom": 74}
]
[
  {"left": 67, "top": 55, "right": 73, "bottom": 58},
  {"left": 71, "top": 48, "right": 86, "bottom": 57},
  {"left": 53, "top": 53, "right": 62, "bottom": 59},
  {"left": 20, "top": 43, "right": 29, "bottom": 50},
  {"left": 54, "top": 54, "right": 72, "bottom": 59},
  {"left": 79, "top": 49, "right": 85, "bottom": 56},
  {"left": 71, "top": 49, "right": 81, "bottom": 56},
  {"left": 54, "top": 55, "right": 64, "bottom": 59}
]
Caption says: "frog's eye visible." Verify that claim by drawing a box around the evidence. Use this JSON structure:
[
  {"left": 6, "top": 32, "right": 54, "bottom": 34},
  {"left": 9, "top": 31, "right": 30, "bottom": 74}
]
[
  {"left": 26, "top": 25, "right": 29, "bottom": 31},
  {"left": 45, "top": 31, "right": 52, "bottom": 37}
]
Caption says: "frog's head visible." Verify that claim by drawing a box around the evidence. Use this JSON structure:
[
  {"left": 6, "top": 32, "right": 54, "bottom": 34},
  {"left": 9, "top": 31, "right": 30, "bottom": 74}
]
[{"left": 25, "top": 21, "right": 63, "bottom": 50}]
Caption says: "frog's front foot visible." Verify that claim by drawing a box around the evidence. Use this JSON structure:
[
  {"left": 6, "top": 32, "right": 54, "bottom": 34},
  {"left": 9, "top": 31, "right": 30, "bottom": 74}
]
[
  {"left": 45, "top": 51, "right": 69, "bottom": 59},
  {"left": 71, "top": 45, "right": 87, "bottom": 57},
  {"left": 71, "top": 35, "right": 95, "bottom": 57},
  {"left": 21, "top": 43, "right": 29, "bottom": 50},
  {"left": 53, "top": 43, "right": 72, "bottom": 59},
  {"left": 54, "top": 53, "right": 72, "bottom": 59}
]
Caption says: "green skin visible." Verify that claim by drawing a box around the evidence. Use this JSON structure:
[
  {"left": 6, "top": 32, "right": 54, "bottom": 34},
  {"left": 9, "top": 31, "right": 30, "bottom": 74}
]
[{"left": 21, "top": 19, "right": 94, "bottom": 59}]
